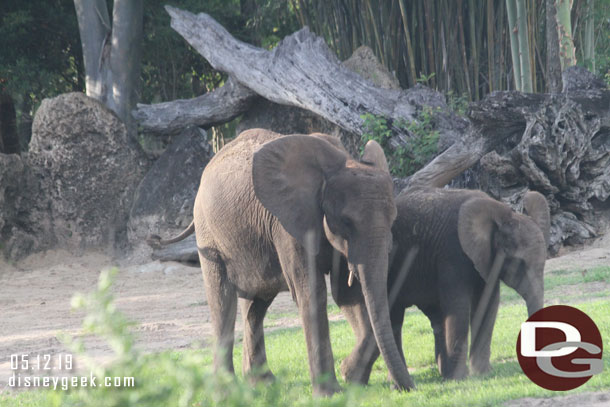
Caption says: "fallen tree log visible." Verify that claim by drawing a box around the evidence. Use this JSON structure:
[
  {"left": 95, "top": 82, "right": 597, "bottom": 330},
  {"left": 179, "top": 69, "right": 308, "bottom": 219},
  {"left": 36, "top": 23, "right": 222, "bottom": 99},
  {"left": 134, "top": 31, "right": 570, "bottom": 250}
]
[
  {"left": 143, "top": 8, "right": 609, "bottom": 262},
  {"left": 133, "top": 76, "right": 257, "bottom": 134},
  {"left": 136, "top": 6, "right": 466, "bottom": 152}
]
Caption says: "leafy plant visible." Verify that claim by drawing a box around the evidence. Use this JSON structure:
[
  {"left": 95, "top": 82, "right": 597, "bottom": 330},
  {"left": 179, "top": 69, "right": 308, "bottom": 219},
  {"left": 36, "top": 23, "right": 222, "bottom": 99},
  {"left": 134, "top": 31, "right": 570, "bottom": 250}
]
[
  {"left": 360, "top": 110, "right": 439, "bottom": 177},
  {"left": 51, "top": 267, "right": 350, "bottom": 407},
  {"left": 416, "top": 72, "right": 436, "bottom": 85},
  {"left": 446, "top": 90, "right": 469, "bottom": 116}
]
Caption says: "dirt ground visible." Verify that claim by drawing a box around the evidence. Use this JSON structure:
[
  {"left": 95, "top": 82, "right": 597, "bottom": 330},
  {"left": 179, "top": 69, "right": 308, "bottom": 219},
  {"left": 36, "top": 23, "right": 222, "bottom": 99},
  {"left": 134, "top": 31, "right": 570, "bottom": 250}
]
[{"left": 1, "top": 234, "right": 609, "bottom": 403}]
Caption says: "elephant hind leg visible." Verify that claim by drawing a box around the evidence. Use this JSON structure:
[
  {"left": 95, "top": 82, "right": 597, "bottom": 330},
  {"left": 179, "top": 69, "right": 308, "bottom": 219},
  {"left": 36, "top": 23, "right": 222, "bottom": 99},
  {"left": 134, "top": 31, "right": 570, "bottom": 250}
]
[
  {"left": 240, "top": 296, "right": 275, "bottom": 383},
  {"left": 198, "top": 248, "right": 237, "bottom": 375},
  {"left": 419, "top": 305, "right": 446, "bottom": 377},
  {"left": 339, "top": 302, "right": 380, "bottom": 385},
  {"left": 438, "top": 265, "right": 472, "bottom": 380}
]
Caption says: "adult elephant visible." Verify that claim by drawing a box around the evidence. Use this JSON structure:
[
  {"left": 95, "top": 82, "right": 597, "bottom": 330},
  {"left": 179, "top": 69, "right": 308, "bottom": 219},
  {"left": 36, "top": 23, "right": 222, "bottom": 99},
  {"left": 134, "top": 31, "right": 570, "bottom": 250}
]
[
  {"left": 333, "top": 187, "right": 549, "bottom": 383},
  {"left": 150, "top": 129, "right": 414, "bottom": 395}
]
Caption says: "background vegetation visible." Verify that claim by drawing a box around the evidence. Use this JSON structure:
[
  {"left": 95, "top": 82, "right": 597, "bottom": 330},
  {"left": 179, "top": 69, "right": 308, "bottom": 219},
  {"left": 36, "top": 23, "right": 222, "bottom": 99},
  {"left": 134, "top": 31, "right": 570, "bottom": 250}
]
[{"left": 2, "top": 0, "right": 609, "bottom": 151}]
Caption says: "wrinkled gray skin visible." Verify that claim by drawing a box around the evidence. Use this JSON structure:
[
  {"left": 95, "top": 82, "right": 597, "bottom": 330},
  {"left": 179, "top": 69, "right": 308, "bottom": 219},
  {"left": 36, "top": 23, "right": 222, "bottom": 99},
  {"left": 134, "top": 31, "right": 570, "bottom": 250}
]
[
  {"left": 152, "top": 129, "right": 414, "bottom": 395},
  {"left": 333, "top": 188, "right": 549, "bottom": 383}
]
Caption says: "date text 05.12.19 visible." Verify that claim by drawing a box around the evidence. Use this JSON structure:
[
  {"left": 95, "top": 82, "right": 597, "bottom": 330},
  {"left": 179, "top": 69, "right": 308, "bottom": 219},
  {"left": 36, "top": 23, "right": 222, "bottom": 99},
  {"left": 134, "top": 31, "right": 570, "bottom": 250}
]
[{"left": 10, "top": 354, "right": 73, "bottom": 371}]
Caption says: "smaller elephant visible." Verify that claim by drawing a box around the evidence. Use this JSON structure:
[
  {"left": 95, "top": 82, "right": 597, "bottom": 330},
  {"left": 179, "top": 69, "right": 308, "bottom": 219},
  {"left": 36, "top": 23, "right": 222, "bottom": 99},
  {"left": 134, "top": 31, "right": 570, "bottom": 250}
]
[{"left": 334, "top": 188, "right": 550, "bottom": 383}]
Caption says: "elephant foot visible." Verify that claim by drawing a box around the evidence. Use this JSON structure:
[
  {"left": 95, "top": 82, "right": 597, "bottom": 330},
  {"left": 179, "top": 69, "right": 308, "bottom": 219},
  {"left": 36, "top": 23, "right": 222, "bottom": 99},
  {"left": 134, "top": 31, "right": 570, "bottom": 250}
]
[
  {"left": 469, "top": 359, "right": 492, "bottom": 376},
  {"left": 392, "top": 378, "right": 416, "bottom": 392},
  {"left": 340, "top": 356, "right": 371, "bottom": 385},
  {"left": 246, "top": 369, "right": 276, "bottom": 385},
  {"left": 441, "top": 365, "right": 468, "bottom": 381},
  {"left": 313, "top": 377, "right": 342, "bottom": 397}
]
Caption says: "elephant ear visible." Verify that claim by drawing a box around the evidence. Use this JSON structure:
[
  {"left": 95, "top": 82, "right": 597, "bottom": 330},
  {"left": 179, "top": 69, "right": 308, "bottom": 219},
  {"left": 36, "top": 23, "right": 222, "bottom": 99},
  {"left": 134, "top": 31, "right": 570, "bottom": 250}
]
[
  {"left": 360, "top": 140, "right": 390, "bottom": 173},
  {"left": 458, "top": 197, "right": 512, "bottom": 281},
  {"left": 252, "top": 135, "right": 347, "bottom": 252},
  {"left": 523, "top": 191, "right": 551, "bottom": 247},
  {"left": 310, "top": 133, "right": 348, "bottom": 153}
]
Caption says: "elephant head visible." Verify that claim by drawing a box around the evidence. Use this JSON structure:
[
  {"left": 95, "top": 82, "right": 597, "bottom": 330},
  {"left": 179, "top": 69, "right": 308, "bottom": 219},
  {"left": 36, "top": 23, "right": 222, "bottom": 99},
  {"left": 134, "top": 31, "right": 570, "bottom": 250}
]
[
  {"left": 457, "top": 195, "right": 549, "bottom": 317},
  {"left": 252, "top": 135, "right": 414, "bottom": 390}
]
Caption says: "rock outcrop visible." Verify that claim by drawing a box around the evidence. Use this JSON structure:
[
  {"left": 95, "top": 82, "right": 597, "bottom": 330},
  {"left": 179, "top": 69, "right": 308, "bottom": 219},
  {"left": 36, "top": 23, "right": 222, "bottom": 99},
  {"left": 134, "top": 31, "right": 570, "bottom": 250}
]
[{"left": 1, "top": 92, "right": 149, "bottom": 259}]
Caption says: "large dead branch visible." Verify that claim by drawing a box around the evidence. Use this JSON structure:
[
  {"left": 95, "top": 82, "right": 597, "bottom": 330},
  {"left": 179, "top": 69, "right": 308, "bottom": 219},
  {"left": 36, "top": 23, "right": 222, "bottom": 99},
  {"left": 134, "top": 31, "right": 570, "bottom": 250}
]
[
  {"left": 142, "top": 6, "right": 469, "bottom": 146},
  {"left": 134, "top": 77, "right": 257, "bottom": 133}
]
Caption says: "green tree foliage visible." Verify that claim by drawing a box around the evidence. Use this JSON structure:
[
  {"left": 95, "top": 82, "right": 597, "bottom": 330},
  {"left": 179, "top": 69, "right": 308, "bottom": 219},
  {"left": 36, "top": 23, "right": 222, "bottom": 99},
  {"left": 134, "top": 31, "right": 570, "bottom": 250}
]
[
  {"left": 0, "top": 0, "right": 82, "bottom": 146},
  {"left": 360, "top": 112, "right": 439, "bottom": 177},
  {"left": 1, "top": 0, "right": 297, "bottom": 147}
]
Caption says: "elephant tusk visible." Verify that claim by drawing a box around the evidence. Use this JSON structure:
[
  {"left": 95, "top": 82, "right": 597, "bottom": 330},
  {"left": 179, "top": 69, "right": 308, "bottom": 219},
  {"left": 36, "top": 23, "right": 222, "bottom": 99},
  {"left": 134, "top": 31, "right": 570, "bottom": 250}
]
[{"left": 348, "top": 269, "right": 355, "bottom": 287}]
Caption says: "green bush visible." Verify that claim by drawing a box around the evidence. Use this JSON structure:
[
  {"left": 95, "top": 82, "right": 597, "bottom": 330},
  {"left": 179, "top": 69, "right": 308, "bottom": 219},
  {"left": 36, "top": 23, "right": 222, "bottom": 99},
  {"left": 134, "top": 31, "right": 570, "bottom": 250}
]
[{"left": 360, "top": 111, "right": 439, "bottom": 177}]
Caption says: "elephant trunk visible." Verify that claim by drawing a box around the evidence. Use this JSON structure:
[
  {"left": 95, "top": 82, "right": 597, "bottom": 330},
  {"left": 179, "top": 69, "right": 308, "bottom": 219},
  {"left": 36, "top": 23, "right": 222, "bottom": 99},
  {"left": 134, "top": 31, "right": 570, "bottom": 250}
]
[
  {"left": 356, "top": 255, "right": 415, "bottom": 391},
  {"left": 521, "top": 270, "right": 544, "bottom": 317},
  {"left": 526, "top": 291, "right": 544, "bottom": 317}
]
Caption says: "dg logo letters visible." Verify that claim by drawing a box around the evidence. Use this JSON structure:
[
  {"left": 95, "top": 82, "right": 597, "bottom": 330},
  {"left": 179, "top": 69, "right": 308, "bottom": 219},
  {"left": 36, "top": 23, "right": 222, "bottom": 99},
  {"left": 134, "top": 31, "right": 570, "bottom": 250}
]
[{"left": 516, "top": 305, "right": 603, "bottom": 391}]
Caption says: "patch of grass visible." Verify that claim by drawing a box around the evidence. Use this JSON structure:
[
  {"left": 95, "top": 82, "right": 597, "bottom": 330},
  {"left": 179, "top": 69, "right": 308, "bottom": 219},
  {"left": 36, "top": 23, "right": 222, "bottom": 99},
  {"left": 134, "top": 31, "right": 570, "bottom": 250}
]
[
  {"left": 500, "top": 265, "right": 610, "bottom": 304},
  {"left": 2, "top": 269, "right": 609, "bottom": 407}
]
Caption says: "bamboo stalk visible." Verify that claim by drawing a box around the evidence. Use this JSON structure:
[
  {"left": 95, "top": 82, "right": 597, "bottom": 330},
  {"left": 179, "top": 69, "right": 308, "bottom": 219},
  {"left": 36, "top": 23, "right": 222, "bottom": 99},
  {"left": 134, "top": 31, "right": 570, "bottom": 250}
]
[
  {"left": 365, "top": 0, "right": 385, "bottom": 62},
  {"left": 529, "top": 0, "right": 537, "bottom": 92},
  {"left": 457, "top": 0, "right": 473, "bottom": 99},
  {"left": 516, "top": 0, "right": 533, "bottom": 92},
  {"left": 555, "top": 0, "right": 576, "bottom": 68},
  {"left": 583, "top": 0, "right": 595, "bottom": 71},
  {"left": 423, "top": 0, "right": 437, "bottom": 87},
  {"left": 398, "top": 0, "right": 417, "bottom": 85},
  {"left": 469, "top": 0, "right": 479, "bottom": 100},
  {"left": 487, "top": 0, "right": 495, "bottom": 92},
  {"left": 506, "top": 0, "right": 522, "bottom": 90}
]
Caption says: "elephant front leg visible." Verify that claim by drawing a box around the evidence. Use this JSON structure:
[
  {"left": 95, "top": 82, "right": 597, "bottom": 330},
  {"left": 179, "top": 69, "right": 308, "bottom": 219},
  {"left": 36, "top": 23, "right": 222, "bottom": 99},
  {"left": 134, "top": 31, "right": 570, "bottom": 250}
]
[
  {"left": 277, "top": 236, "right": 341, "bottom": 396},
  {"left": 239, "top": 297, "right": 275, "bottom": 383},
  {"left": 469, "top": 281, "right": 500, "bottom": 375},
  {"left": 296, "top": 275, "right": 341, "bottom": 396}
]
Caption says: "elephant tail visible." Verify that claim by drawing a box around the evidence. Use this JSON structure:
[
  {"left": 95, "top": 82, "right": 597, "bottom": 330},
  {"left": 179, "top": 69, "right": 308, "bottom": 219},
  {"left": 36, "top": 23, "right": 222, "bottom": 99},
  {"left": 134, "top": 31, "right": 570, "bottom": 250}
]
[{"left": 147, "top": 220, "right": 195, "bottom": 248}]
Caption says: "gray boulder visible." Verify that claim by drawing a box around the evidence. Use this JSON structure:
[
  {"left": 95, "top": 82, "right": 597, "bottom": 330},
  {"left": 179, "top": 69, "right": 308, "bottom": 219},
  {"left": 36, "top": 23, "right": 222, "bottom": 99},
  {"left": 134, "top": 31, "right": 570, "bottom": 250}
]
[
  {"left": 2, "top": 92, "right": 149, "bottom": 259},
  {"left": 0, "top": 154, "right": 36, "bottom": 259},
  {"left": 343, "top": 46, "right": 400, "bottom": 90},
  {"left": 128, "top": 126, "right": 213, "bottom": 245}
]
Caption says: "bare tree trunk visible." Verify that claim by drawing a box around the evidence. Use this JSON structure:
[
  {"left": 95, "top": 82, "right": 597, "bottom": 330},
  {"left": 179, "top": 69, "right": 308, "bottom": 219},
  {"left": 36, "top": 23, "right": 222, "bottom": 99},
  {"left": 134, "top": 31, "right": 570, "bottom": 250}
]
[
  {"left": 107, "top": 0, "right": 143, "bottom": 124},
  {"left": 0, "top": 91, "right": 19, "bottom": 154},
  {"left": 73, "top": 0, "right": 111, "bottom": 103},
  {"left": 546, "top": 0, "right": 563, "bottom": 92},
  {"left": 73, "top": 0, "right": 143, "bottom": 125}
]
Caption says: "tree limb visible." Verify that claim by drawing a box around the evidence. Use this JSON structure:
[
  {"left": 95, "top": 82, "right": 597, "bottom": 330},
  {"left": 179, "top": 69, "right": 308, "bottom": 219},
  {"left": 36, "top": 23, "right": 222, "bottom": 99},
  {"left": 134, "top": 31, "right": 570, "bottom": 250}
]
[{"left": 133, "top": 76, "right": 258, "bottom": 133}]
